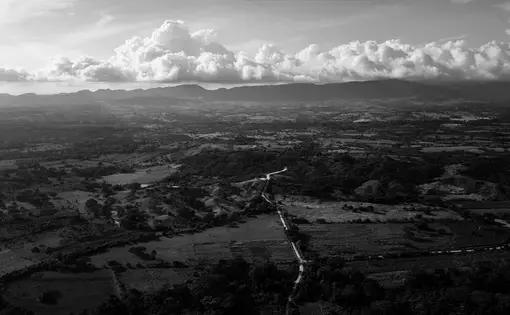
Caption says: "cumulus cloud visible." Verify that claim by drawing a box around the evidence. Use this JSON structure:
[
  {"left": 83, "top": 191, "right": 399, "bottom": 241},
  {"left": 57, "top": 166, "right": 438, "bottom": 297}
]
[
  {"left": 0, "top": 68, "right": 30, "bottom": 82},
  {"left": 3, "top": 19, "right": 510, "bottom": 83}
]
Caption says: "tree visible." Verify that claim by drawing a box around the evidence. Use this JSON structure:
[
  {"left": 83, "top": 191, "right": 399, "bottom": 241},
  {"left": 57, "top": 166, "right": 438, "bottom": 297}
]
[
  {"left": 203, "top": 213, "right": 215, "bottom": 223},
  {"left": 85, "top": 198, "right": 99, "bottom": 209}
]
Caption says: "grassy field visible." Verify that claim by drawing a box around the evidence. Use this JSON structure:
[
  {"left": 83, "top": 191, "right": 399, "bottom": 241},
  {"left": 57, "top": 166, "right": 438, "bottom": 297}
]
[
  {"left": 12, "top": 231, "right": 63, "bottom": 259},
  {"left": 0, "top": 250, "right": 37, "bottom": 277},
  {"left": 119, "top": 268, "right": 192, "bottom": 292},
  {"left": 350, "top": 251, "right": 510, "bottom": 289},
  {"left": 300, "top": 221, "right": 510, "bottom": 258},
  {"left": 97, "top": 153, "right": 161, "bottom": 165},
  {"left": 421, "top": 146, "right": 483, "bottom": 153},
  {"left": 100, "top": 164, "right": 180, "bottom": 185},
  {"left": 54, "top": 190, "right": 102, "bottom": 214},
  {"left": 4, "top": 270, "right": 114, "bottom": 315},
  {"left": 299, "top": 302, "right": 323, "bottom": 315},
  {"left": 468, "top": 208, "right": 510, "bottom": 216},
  {"left": 281, "top": 199, "right": 461, "bottom": 223},
  {"left": 347, "top": 250, "right": 510, "bottom": 277},
  {"left": 90, "top": 214, "right": 295, "bottom": 267},
  {"left": 40, "top": 159, "right": 114, "bottom": 169}
]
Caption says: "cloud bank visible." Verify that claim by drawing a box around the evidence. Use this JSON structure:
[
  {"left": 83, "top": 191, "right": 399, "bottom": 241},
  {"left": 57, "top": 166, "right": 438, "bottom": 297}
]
[{"left": 2, "top": 20, "right": 510, "bottom": 83}]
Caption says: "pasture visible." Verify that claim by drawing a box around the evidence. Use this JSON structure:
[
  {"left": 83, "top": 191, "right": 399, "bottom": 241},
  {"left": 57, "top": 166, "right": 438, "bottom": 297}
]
[
  {"left": 3, "top": 270, "right": 114, "bottom": 315},
  {"left": 40, "top": 159, "right": 114, "bottom": 169},
  {"left": 119, "top": 268, "right": 192, "bottom": 292},
  {"left": 0, "top": 250, "right": 36, "bottom": 277},
  {"left": 97, "top": 153, "right": 160, "bottom": 165},
  {"left": 346, "top": 250, "right": 510, "bottom": 276},
  {"left": 100, "top": 164, "right": 180, "bottom": 185},
  {"left": 281, "top": 199, "right": 462, "bottom": 223},
  {"left": 421, "top": 146, "right": 484, "bottom": 153},
  {"left": 299, "top": 302, "right": 323, "bottom": 315},
  {"left": 90, "top": 214, "right": 295, "bottom": 267},
  {"left": 54, "top": 190, "right": 102, "bottom": 214},
  {"left": 300, "top": 221, "right": 510, "bottom": 258},
  {"left": 468, "top": 208, "right": 510, "bottom": 216}
]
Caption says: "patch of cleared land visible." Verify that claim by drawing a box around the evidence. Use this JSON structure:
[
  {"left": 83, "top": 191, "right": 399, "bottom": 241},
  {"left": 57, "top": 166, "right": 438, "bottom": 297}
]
[
  {"left": 14, "top": 231, "right": 63, "bottom": 258},
  {"left": 90, "top": 214, "right": 295, "bottom": 267},
  {"left": 300, "top": 221, "right": 510, "bottom": 258},
  {"left": 347, "top": 250, "right": 510, "bottom": 276},
  {"left": 100, "top": 164, "right": 180, "bottom": 185},
  {"left": 468, "top": 208, "right": 510, "bottom": 216},
  {"left": 97, "top": 152, "right": 161, "bottom": 165},
  {"left": 4, "top": 270, "right": 114, "bottom": 315},
  {"left": 0, "top": 250, "right": 37, "bottom": 277},
  {"left": 40, "top": 159, "right": 113, "bottom": 169},
  {"left": 299, "top": 302, "right": 323, "bottom": 315},
  {"left": 281, "top": 198, "right": 461, "bottom": 223},
  {"left": 421, "top": 146, "right": 484, "bottom": 153},
  {"left": 119, "top": 268, "right": 193, "bottom": 292},
  {"left": 54, "top": 190, "right": 101, "bottom": 214}
]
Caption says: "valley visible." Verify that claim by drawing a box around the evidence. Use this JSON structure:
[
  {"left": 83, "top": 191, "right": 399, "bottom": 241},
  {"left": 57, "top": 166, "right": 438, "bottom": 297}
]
[{"left": 1, "top": 81, "right": 510, "bottom": 314}]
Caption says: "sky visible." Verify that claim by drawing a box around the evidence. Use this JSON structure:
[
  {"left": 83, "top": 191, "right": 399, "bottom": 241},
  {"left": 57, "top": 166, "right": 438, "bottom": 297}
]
[{"left": 1, "top": 0, "right": 510, "bottom": 94}]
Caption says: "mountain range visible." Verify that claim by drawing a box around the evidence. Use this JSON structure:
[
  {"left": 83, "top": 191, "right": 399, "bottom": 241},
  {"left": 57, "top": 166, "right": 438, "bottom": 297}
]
[{"left": 1, "top": 79, "right": 509, "bottom": 107}]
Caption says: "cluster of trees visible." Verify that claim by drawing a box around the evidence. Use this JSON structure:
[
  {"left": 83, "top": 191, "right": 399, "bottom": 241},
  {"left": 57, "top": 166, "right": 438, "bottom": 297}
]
[
  {"left": 0, "top": 296, "right": 34, "bottom": 315},
  {"left": 180, "top": 150, "right": 279, "bottom": 180},
  {"left": 177, "top": 140, "right": 510, "bottom": 204},
  {"left": 15, "top": 189, "right": 55, "bottom": 208},
  {"left": 178, "top": 144, "right": 448, "bottom": 202},
  {"left": 293, "top": 258, "right": 510, "bottom": 315},
  {"left": 88, "top": 258, "right": 294, "bottom": 315},
  {"left": 57, "top": 223, "right": 119, "bottom": 246},
  {"left": 72, "top": 165, "right": 133, "bottom": 179},
  {"left": 462, "top": 156, "right": 510, "bottom": 187}
]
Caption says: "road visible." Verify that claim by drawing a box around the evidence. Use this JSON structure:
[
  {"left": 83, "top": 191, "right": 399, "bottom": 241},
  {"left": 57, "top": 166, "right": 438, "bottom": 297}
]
[{"left": 256, "top": 166, "right": 307, "bottom": 314}]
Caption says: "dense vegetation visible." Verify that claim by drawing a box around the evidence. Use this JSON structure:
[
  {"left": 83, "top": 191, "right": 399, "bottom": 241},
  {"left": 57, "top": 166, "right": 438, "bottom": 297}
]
[
  {"left": 179, "top": 145, "right": 455, "bottom": 202},
  {"left": 92, "top": 258, "right": 295, "bottom": 315},
  {"left": 295, "top": 258, "right": 510, "bottom": 315}
]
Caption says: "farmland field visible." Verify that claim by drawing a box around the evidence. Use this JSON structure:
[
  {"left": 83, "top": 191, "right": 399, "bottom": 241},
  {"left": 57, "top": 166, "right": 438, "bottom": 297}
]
[
  {"left": 0, "top": 250, "right": 37, "bottom": 277},
  {"left": 55, "top": 190, "right": 101, "bottom": 214},
  {"left": 300, "top": 221, "right": 510, "bottom": 258},
  {"left": 90, "top": 214, "right": 295, "bottom": 267},
  {"left": 347, "top": 250, "right": 510, "bottom": 275},
  {"left": 97, "top": 153, "right": 160, "bottom": 165},
  {"left": 299, "top": 302, "right": 323, "bottom": 315},
  {"left": 349, "top": 250, "right": 510, "bottom": 289},
  {"left": 119, "top": 268, "right": 193, "bottom": 292},
  {"left": 100, "top": 164, "right": 180, "bottom": 185},
  {"left": 40, "top": 159, "right": 114, "bottom": 169},
  {"left": 281, "top": 199, "right": 461, "bottom": 223},
  {"left": 3, "top": 270, "right": 115, "bottom": 315},
  {"left": 468, "top": 208, "right": 510, "bottom": 216}
]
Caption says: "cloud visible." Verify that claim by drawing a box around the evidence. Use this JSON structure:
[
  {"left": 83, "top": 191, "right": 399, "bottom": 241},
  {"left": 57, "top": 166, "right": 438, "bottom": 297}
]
[
  {"left": 0, "top": 68, "right": 29, "bottom": 82},
  {"left": 96, "top": 13, "right": 115, "bottom": 28},
  {"left": 0, "top": 0, "right": 76, "bottom": 24},
  {"left": 4, "top": 19, "right": 510, "bottom": 83},
  {"left": 437, "top": 34, "right": 468, "bottom": 43},
  {"left": 495, "top": 2, "right": 510, "bottom": 11},
  {"left": 451, "top": 0, "right": 475, "bottom": 3}
]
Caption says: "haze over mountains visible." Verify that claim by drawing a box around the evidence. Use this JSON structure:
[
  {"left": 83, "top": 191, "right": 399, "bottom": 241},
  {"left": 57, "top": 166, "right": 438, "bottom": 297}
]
[{"left": 0, "top": 79, "right": 509, "bottom": 107}]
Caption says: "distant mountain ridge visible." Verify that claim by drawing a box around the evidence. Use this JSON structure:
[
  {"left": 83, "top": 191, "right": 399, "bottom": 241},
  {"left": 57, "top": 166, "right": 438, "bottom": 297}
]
[{"left": 1, "top": 79, "right": 509, "bottom": 106}]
